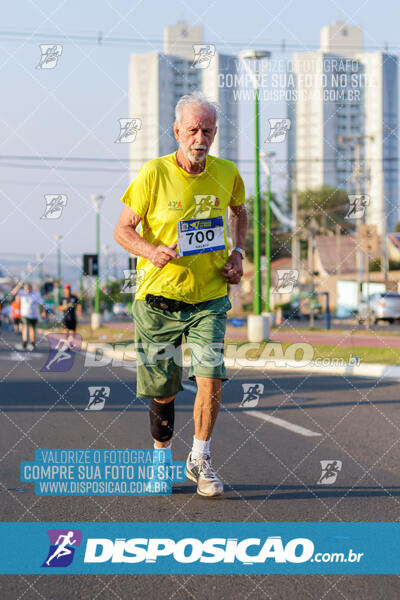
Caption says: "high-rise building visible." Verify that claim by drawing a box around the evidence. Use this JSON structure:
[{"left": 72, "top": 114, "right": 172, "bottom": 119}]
[
  {"left": 287, "top": 20, "right": 398, "bottom": 233},
  {"left": 129, "top": 20, "right": 238, "bottom": 178}
]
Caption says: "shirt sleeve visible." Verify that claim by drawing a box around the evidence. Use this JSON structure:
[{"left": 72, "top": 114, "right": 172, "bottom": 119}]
[
  {"left": 120, "top": 162, "right": 155, "bottom": 218},
  {"left": 229, "top": 167, "right": 246, "bottom": 207}
]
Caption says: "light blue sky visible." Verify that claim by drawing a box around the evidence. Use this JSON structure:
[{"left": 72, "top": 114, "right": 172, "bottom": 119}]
[{"left": 1, "top": 0, "right": 398, "bottom": 271}]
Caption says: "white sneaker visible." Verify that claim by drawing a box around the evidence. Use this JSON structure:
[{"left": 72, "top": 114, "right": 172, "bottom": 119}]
[{"left": 186, "top": 453, "right": 223, "bottom": 497}]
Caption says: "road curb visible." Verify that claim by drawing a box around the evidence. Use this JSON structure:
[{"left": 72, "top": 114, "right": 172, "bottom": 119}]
[{"left": 224, "top": 358, "right": 400, "bottom": 380}]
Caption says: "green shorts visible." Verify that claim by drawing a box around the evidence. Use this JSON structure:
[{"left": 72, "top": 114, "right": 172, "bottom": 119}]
[{"left": 133, "top": 295, "right": 231, "bottom": 399}]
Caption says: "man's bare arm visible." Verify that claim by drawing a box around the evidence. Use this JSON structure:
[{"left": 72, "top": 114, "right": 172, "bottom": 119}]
[
  {"left": 229, "top": 203, "right": 248, "bottom": 249},
  {"left": 113, "top": 205, "right": 178, "bottom": 268},
  {"left": 222, "top": 203, "right": 248, "bottom": 284},
  {"left": 10, "top": 279, "right": 24, "bottom": 296}
]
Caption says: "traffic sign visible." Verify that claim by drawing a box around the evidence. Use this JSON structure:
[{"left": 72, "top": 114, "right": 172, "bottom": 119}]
[{"left": 83, "top": 254, "right": 99, "bottom": 276}]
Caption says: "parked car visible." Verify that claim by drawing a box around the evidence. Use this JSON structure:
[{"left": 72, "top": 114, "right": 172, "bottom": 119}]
[
  {"left": 282, "top": 291, "right": 322, "bottom": 320},
  {"left": 112, "top": 303, "right": 130, "bottom": 318},
  {"left": 358, "top": 292, "right": 400, "bottom": 324}
]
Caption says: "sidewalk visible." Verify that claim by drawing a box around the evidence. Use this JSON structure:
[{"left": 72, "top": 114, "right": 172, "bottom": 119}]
[
  {"left": 61, "top": 318, "right": 400, "bottom": 349},
  {"left": 226, "top": 325, "right": 400, "bottom": 349}
]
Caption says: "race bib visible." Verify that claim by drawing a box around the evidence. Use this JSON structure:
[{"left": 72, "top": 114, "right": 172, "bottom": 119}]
[{"left": 177, "top": 216, "right": 226, "bottom": 256}]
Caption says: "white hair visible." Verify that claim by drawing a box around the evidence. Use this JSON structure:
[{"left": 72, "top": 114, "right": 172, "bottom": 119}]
[{"left": 175, "top": 91, "right": 219, "bottom": 126}]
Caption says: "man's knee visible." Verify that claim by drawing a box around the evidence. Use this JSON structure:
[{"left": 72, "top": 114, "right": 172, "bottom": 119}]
[
  {"left": 153, "top": 395, "right": 175, "bottom": 404},
  {"left": 195, "top": 377, "right": 222, "bottom": 400},
  {"left": 149, "top": 397, "right": 175, "bottom": 442}
]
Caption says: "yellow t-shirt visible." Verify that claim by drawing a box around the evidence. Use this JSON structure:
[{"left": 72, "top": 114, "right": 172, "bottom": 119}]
[{"left": 121, "top": 152, "right": 246, "bottom": 303}]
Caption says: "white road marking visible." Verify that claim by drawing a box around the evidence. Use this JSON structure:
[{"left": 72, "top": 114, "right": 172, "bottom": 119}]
[
  {"left": 0, "top": 351, "right": 43, "bottom": 361},
  {"left": 242, "top": 411, "right": 321, "bottom": 437},
  {"left": 181, "top": 382, "right": 319, "bottom": 437}
]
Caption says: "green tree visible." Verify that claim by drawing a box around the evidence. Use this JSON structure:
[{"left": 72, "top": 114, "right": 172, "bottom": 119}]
[
  {"left": 244, "top": 191, "right": 292, "bottom": 263},
  {"left": 296, "top": 185, "right": 350, "bottom": 234}
]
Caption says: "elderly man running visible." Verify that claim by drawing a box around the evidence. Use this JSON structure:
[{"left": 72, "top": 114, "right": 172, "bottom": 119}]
[{"left": 114, "top": 91, "right": 247, "bottom": 497}]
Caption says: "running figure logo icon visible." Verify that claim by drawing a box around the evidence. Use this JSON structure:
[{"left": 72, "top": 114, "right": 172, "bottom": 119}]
[
  {"left": 41, "top": 194, "right": 67, "bottom": 220},
  {"left": 274, "top": 270, "right": 299, "bottom": 294},
  {"left": 266, "top": 118, "right": 291, "bottom": 143},
  {"left": 240, "top": 383, "right": 264, "bottom": 408},
  {"left": 345, "top": 195, "right": 370, "bottom": 220},
  {"left": 42, "top": 529, "right": 82, "bottom": 567},
  {"left": 86, "top": 386, "right": 110, "bottom": 411},
  {"left": 191, "top": 44, "right": 216, "bottom": 69},
  {"left": 36, "top": 44, "right": 63, "bottom": 69},
  {"left": 193, "top": 195, "right": 219, "bottom": 218},
  {"left": 121, "top": 269, "right": 145, "bottom": 293},
  {"left": 41, "top": 334, "right": 82, "bottom": 372},
  {"left": 114, "top": 118, "right": 142, "bottom": 143},
  {"left": 317, "top": 460, "right": 343, "bottom": 485}
]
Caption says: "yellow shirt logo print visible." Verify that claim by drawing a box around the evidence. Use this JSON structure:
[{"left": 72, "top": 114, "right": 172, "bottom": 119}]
[{"left": 193, "top": 195, "right": 219, "bottom": 218}]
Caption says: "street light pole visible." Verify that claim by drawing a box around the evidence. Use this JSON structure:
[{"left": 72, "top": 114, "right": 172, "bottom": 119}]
[
  {"left": 91, "top": 194, "right": 104, "bottom": 329},
  {"left": 254, "top": 75, "right": 262, "bottom": 315},
  {"left": 260, "top": 152, "right": 276, "bottom": 313},
  {"left": 240, "top": 49, "right": 271, "bottom": 342},
  {"left": 265, "top": 167, "right": 271, "bottom": 312},
  {"left": 103, "top": 244, "right": 109, "bottom": 288},
  {"left": 54, "top": 234, "right": 62, "bottom": 304}
]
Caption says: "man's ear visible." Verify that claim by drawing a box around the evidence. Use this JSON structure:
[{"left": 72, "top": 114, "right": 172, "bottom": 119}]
[
  {"left": 211, "top": 125, "right": 218, "bottom": 144},
  {"left": 173, "top": 121, "right": 180, "bottom": 142}
]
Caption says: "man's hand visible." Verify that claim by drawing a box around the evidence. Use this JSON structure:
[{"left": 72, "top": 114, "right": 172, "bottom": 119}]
[
  {"left": 222, "top": 252, "right": 243, "bottom": 284},
  {"left": 150, "top": 243, "right": 179, "bottom": 268}
]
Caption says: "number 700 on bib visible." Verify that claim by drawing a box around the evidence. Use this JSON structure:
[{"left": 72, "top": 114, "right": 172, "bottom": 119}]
[{"left": 177, "top": 216, "right": 226, "bottom": 256}]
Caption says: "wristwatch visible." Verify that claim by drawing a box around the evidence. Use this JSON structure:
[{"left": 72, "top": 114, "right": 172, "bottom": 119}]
[{"left": 232, "top": 247, "right": 246, "bottom": 259}]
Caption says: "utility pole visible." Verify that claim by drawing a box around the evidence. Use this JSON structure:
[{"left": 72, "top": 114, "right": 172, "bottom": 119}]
[
  {"left": 336, "top": 224, "right": 341, "bottom": 277},
  {"left": 308, "top": 223, "right": 317, "bottom": 329},
  {"left": 338, "top": 134, "right": 374, "bottom": 307},
  {"left": 290, "top": 163, "right": 300, "bottom": 274},
  {"left": 353, "top": 140, "right": 364, "bottom": 306},
  {"left": 381, "top": 195, "right": 389, "bottom": 284},
  {"left": 91, "top": 194, "right": 104, "bottom": 329}
]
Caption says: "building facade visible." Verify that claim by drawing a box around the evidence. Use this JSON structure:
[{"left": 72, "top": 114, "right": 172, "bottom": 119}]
[
  {"left": 129, "top": 21, "right": 239, "bottom": 178},
  {"left": 287, "top": 21, "right": 398, "bottom": 233}
]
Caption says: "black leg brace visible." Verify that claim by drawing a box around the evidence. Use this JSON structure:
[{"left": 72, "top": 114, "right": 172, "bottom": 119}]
[{"left": 149, "top": 399, "right": 175, "bottom": 442}]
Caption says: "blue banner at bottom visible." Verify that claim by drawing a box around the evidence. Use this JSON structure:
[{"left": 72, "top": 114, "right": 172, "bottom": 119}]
[{"left": 0, "top": 522, "right": 399, "bottom": 574}]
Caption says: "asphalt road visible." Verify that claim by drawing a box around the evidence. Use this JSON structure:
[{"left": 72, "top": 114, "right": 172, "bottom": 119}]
[{"left": 0, "top": 329, "right": 399, "bottom": 599}]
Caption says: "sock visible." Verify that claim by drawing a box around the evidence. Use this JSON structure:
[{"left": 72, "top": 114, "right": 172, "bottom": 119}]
[
  {"left": 191, "top": 436, "right": 210, "bottom": 460},
  {"left": 154, "top": 441, "right": 172, "bottom": 450}
]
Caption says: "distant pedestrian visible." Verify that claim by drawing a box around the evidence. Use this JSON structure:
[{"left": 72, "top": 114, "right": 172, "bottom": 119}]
[
  {"left": 11, "top": 296, "right": 22, "bottom": 334},
  {"left": 11, "top": 280, "right": 45, "bottom": 351},
  {"left": 58, "top": 284, "right": 81, "bottom": 345}
]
